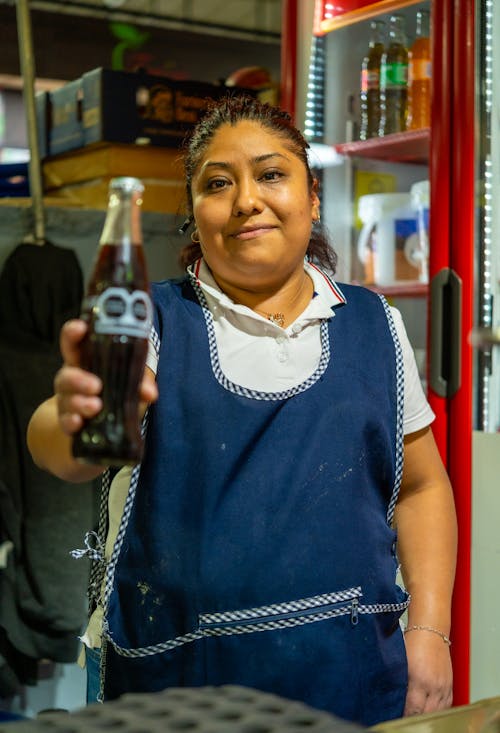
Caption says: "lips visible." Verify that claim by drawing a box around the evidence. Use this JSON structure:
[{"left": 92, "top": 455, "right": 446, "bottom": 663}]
[{"left": 232, "top": 225, "right": 275, "bottom": 240}]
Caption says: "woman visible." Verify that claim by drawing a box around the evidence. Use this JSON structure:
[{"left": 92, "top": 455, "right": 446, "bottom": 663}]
[{"left": 27, "top": 95, "right": 457, "bottom": 726}]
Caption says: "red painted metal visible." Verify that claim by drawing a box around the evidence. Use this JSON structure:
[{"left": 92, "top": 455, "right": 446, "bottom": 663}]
[
  {"left": 428, "top": 0, "right": 452, "bottom": 461},
  {"left": 280, "top": 0, "right": 298, "bottom": 121},
  {"left": 446, "top": 0, "right": 475, "bottom": 707}
]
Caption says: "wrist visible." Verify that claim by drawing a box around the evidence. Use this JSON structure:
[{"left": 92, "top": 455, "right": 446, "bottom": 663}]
[{"left": 404, "top": 624, "right": 452, "bottom": 646}]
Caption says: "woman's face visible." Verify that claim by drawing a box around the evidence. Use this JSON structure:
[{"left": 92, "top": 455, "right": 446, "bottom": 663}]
[{"left": 190, "top": 120, "right": 319, "bottom": 293}]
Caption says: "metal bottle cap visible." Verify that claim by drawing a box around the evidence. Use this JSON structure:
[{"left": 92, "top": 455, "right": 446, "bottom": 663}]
[{"left": 109, "top": 177, "right": 145, "bottom": 194}]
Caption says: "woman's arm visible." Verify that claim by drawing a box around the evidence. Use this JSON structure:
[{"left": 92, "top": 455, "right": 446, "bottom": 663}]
[
  {"left": 394, "top": 425, "right": 457, "bottom": 716},
  {"left": 27, "top": 393, "right": 105, "bottom": 483},
  {"left": 27, "top": 319, "right": 158, "bottom": 483}
]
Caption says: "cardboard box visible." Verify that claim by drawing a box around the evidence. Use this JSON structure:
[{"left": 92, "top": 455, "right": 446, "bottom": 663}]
[
  {"left": 42, "top": 143, "right": 184, "bottom": 189},
  {"left": 372, "top": 695, "right": 500, "bottom": 732},
  {"left": 42, "top": 143, "right": 185, "bottom": 213},
  {"left": 48, "top": 79, "right": 84, "bottom": 155},
  {"left": 81, "top": 68, "right": 249, "bottom": 148},
  {"left": 37, "top": 69, "right": 259, "bottom": 156},
  {"left": 45, "top": 177, "right": 184, "bottom": 213}
]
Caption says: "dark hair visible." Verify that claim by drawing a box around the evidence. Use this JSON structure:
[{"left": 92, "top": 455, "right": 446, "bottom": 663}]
[{"left": 179, "top": 94, "right": 337, "bottom": 274}]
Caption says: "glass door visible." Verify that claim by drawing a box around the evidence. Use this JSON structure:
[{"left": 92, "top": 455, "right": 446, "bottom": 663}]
[{"left": 304, "top": 2, "right": 432, "bottom": 389}]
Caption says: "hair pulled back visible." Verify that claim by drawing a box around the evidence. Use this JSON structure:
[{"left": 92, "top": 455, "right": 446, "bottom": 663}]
[{"left": 180, "top": 94, "right": 337, "bottom": 274}]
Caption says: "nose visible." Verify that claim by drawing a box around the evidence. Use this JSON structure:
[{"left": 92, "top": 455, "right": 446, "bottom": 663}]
[{"left": 232, "top": 177, "right": 263, "bottom": 217}]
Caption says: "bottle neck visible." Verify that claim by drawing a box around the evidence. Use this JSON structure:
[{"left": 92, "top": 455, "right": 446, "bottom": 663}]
[
  {"left": 100, "top": 189, "right": 143, "bottom": 246},
  {"left": 389, "top": 17, "right": 406, "bottom": 46},
  {"left": 368, "top": 20, "right": 385, "bottom": 47},
  {"left": 416, "top": 12, "right": 430, "bottom": 38}
]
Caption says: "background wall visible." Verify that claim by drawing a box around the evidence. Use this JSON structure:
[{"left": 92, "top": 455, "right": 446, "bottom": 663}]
[{"left": 0, "top": 5, "right": 280, "bottom": 84}]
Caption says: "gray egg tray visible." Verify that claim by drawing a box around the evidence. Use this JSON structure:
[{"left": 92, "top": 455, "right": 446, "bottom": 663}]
[{"left": 0, "top": 685, "right": 366, "bottom": 732}]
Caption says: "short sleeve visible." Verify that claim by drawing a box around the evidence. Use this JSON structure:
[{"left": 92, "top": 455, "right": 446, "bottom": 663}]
[{"left": 390, "top": 307, "right": 435, "bottom": 435}]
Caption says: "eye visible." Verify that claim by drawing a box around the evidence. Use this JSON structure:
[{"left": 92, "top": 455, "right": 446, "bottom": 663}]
[
  {"left": 260, "top": 169, "right": 284, "bottom": 182},
  {"left": 206, "top": 177, "right": 230, "bottom": 191}
]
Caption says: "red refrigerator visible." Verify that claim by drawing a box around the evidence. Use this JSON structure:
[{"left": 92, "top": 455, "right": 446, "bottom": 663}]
[{"left": 281, "top": 0, "right": 500, "bottom": 708}]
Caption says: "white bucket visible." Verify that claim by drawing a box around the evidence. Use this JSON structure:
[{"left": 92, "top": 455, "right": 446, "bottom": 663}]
[{"left": 357, "top": 192, "right": 420, "bottom": 286}]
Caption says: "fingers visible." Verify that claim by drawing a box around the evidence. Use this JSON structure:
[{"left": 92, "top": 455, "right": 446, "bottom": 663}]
[
  {"left": 54, "top": 365, "right": 103, "bottom": 436},
  {"left": 56, "top": 320, "right": 159, "bottom": 435},
  {"left": 59, "top": 319, "right": 88, "bottom": 367},
  {"left": 404, "top": 687, "right": 452, "bottom": 717},
  {"left": 141, "top": 366, "right": 159, "bottom": 404}
]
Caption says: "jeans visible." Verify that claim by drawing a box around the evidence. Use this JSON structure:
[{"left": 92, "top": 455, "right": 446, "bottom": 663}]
[{"left": 85, "top": 647, "right": 101, "bottom": 704}]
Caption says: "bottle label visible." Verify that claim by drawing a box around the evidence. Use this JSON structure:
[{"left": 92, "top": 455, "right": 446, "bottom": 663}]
[
  {"left": 381, "top": 62, "right": 408, "bottom": 88},
  {"left": 84, "top": 288, "right": 153, "bottom": 338},
  {"left": 361, "top": 69, "right": 380, "bottom": 93},
  {"left": 367, "top": 70, "right": 380, "bottom": 90},
  {"left": 409, "top": 59, "right": 432, "bottom": 83},
  {"left": 361, "top": 69, "right": 368, "bottom": 93}
]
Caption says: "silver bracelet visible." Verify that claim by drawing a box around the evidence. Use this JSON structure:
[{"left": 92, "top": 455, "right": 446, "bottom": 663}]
[{"left": 404, "top": 624, "right": 452, "bottom": 646}]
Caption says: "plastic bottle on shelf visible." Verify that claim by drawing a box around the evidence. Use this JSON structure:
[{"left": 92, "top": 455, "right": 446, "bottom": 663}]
[
  {"left": 379, "top": 14, "right": 409, "bottom": 136},
  {"left": 407, "top": 9, "right": 431, "bottom": 130},
  {"left": 359, "top": 19, "right": 386, "bottom": 140}
]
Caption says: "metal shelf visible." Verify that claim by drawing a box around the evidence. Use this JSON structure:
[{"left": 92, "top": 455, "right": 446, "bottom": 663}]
[
  {"left": 317, "top": 0, "right": 423, "bottom": 34},
  {"left": 335, "top": 128, "right": 430, "bottom": 164}
]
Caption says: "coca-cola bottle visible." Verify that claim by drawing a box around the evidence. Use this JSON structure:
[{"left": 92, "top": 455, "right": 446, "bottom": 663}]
[
  {"left": 379, "top": 14, "right": 409, "bottom": 135},
  {"left": 72, "top": 177, "right": 152, "bottom": 466},
  {"left": 359, "top": 20, "right": 386, "bottom": 140}
]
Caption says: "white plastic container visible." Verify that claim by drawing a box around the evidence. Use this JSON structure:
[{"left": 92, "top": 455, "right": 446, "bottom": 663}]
[{"left": 357, "top": 192, "right": 420, "bottom": 286}]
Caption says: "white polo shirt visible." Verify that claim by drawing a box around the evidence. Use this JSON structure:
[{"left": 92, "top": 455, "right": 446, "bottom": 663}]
[{"left": 148, "top": 258, "right": 434, "bottom": 435}]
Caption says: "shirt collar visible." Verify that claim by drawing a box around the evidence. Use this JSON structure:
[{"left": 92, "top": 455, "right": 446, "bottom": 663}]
[{"left": 187, "top": 257, "right": 346, "bottom": 320}]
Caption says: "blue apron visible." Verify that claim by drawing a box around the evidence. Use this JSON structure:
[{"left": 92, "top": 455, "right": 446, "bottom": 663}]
[{"left": 100, "top": 274, "right": 409, "bottom": 726}]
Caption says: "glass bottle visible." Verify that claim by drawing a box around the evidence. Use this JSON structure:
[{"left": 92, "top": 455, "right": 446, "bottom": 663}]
[
  {"left": 407, "top": 10, "right": 431, "bottom": 129},
  {"left": 360, "top": 20, "right": 386, "bottom": 140},
  {"left": 72, "top": 177, "right": 152, "bottom": 466},
  {"left": 379, "top": 15, "right": 409, "bottom": 136}
]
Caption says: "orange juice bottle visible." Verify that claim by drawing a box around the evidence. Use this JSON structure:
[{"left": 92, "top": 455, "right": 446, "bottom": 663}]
[{"left": 407, "top": 10, "right": 431, "bottom": 129}]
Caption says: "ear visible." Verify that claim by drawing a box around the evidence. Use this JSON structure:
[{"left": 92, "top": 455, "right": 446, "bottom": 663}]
[
  {"left": 311, "top": 178, "right": 320, "bottom": 209},
  {"left": 311, "top": 178, "right": 320, "bottom": 219}
]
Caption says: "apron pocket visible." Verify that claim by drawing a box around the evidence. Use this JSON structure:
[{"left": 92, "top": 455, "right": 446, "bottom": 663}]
[{"left": 199, "top": 586, "right": 362, "bottom": 637}]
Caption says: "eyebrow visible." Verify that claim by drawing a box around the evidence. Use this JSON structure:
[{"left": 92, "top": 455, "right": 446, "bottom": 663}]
[{"left": 201, "top": 152, "right": 290, "bottom": 172}]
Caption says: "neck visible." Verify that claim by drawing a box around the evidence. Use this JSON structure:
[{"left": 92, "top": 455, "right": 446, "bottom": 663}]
[{"left": 212, "top": 268, "right": 314, "bottom": 328}]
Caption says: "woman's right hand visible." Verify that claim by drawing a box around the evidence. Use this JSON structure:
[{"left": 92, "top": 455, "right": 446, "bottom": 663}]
[
  {"left": 54, "top": 319, "right": 103, "bottom": 436},
  {"left": 53, "top": 318, "right": 159, "bottom": 436}
]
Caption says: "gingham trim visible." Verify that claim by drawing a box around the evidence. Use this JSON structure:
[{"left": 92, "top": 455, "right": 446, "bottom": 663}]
[
  {"left": 378, "top": 295, "right": 405, "bottom": 526},
  {"left": 199, "top": 588, "right": 360, "bottom": 626},
  {"left": 358, "top": 601, "right": 410, "bottom": 615},
  {"left": 87, "top": 467, "right": 112, "bottom": 610},
  {"left": 188, "top": 273, "right": 331, "bottom": 401},
  {"left": 105, "top": 587, "right": 361, "bottom": 658},
  {"left": 104, "top": 586, "right": 410, "bottom": 660}
]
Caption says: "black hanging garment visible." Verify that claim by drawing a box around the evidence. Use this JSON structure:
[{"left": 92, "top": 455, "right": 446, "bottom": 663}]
[{"left": 0, "top": 242, "right": 96, "bottom": 697}]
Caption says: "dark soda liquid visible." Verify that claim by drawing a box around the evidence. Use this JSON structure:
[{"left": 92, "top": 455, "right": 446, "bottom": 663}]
[{"left": 72, "top": 243, "right": 151, "bottom": 466}]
